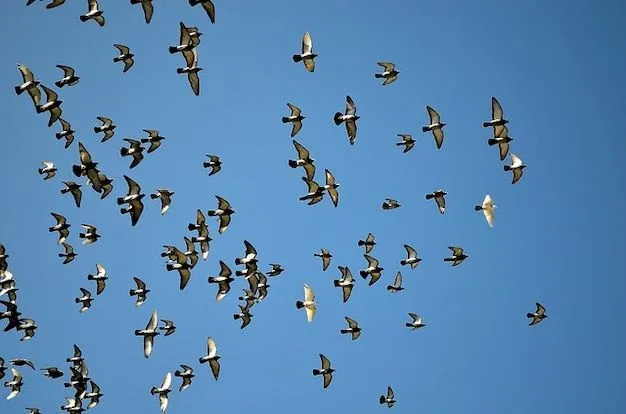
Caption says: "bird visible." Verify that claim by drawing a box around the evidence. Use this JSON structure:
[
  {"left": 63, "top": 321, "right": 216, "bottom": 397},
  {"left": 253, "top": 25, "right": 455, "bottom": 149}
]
[
  {"left": 299, "top": 177, "right": 325, "bottom": 205},
  {"left": 474, "top": 194, "right": 496, "bottom": 228},
  {"left": 387, "top": 272, "right": 404, "bottom": 293},
  {"left": 374, "top": 62, "right": 400, "bottom": 85},
  {"left": 113, "top": 44, "right": 135, "bottom": 72},
  {"left": 49, "top": 212, "right": 71, "bottom": 244},
  {"left": 86, "top": 264, "right": 107, "bottom": 295},
  {"left": 92, "top": 172, "right": 113, "bottom": 199},
  {"left": 159, "top": 319, "right": 176, "bottom": 336},
  {"left": 16, "top": 319, "right": 38, "bottom": 341},
  {"left": 379, "top": 386, "right": 396, "bottom": 407},
  {"left": 189, "top": 216, "right": 212, "bottom": 261},
  {"left": 165, "top": 261, "right": 192, "bottom": 290},
  {"left": 483, "top": 96, "right": 509, "bottom": 137},
  {"left": 487, "top": 124, "right": 513, "bottom": 161},
  {"left": 382, "top": 198, "right": 401, "bottom": 210},
  {"left": 256, "top": 272, "right": 270, "bottom": 301},
  {"left": 282, "top": 103, "right": 305, "bottom": 137},
  {"left": 267, "top": 263, "right": 284, "bottom": 277},
  {"left": 55, "top": 65, "right": 80, "bottom": 88},
  {"left": 198, "top": 337, "right": 221, "bottom": 380},
  {"left": 129, "top": 277, "right": 150, "bottom": 307},
  {"left": 288, "top": 139, "right": 316, "bottom": 181},
  {"left": 75, "top": 287, "right": 93, "bottom": 312},
  {"left": 360, "top": 254, "right": 384, "bottom": 286},
  {"left": 150, "top": 372, "right": 171, "bottom": 413},
  {"left": 45, "top": 0, "right": 66, "bottom": 8},
  {"left": 1, "top": 300, "right": 21, "bottom": 331},
  {"left": 357, "top": 232, "right": 376, "bottom": 254},
  {"left": 93, "top": 116, "right": 116, "bottom": 142},
  {"left": 203, "top": 155, "right": 222, "bottom": 175},
  {"left": 444, "top": 246, "right": 468, "bottom": 266},
  {"left": 15, "top": 64, "right": 40, "bottom": 101},
  {"left": 174, "top": 365, "right": 194, "bottom": 392},
  {"left": 118, "top": 175, "right": 145, "bottom": 226},
  {"left": 314, "top": 249, "right": 332, "bottom": 271},
  {"left": 234, "top": 240, "right": 257, "bottom": 269},
  {"left": 9, "top": 359, "right": 35, "bottom": 370},
  {"left": 312, "top": 354, "right": 334, "bottom": 389},
  {"left": 169, "top": 21, "right": 200, "bottom": 54},
  {"left": 189, "top": 0, "right": 215, "bottom": 23},
  {"left": 41, "top": 367, "right": 64, "bottom": 379},
  {"left": 26, "top": 409, "right": 41, "bottom": 414},
  {"left": 504, "top": 153, "right": 526, "bottom": 184},
  {"left": 80, "top": 0, "right": 105, "bottom": 26},
  {"left": 0, "top": 358, "right": 6, "bottom": 380},
  {"left": 340, "top": 316, "right": 362, "bottom": 340},
  {"left": 207, "top": 195, "right": 235, "bottom": 234},
  {"left": 396, "top": 133, "right": 415, "bottom": 153},
  {"left": 208, "top": 261, "right": 234, "bottom": 302},
  {"left": 177, "top": 47, "right": 202, "bottom": 96},
  {"left": 150, "top": 189, "right": 174, "bottom": 215},
  {"left": 422, "top": 106, "right": 446, "bottom": 149},
  {"left": 232, "top": 304, "right": 253, "bottom": 329},
  {"left": 140, "top": 129, "right": 165, "bottom": 153},
  {"left": 135, "top": 309, "right": 159, "bottom": 358},
  {"left": 527, "top": 302, "right": 548, "bottom": 326},
  {"left": 61, "top": 181, "right": 82, "bottom": 208},
  {"left": 66, "top": 344, "right": 84, "bottom": 366},
  {"left": 292, "top": 31, "right": 317, "bottom": 72},
  {"left": 58, "top": 242, "right": 77, "bottom": 264},
  {"left": 79, "top": 224, "right": 101, "bottom": 245},
  {"left": 5, "top": 368, "right": 23, "bottom": 400},
  {"left": 425, "top": 190, "right": 447, "bottom": 214},
  {"left": 131, "top": 0, "right": 153, "bottom": 24},
  {"left": 333, "top": 95, "right": 359, "bottom": 145},
  {"left": 36, "top": 85, "right": 63, "bottom": 127},
  {"left": 55, "top": 118, "right": 75, "bottom": 148},
  {"left": 73, "top": 142, "right": 102, "bottom": 192},
  {"left": 333, "top": 266, "right": 355, "bottom": 303},
  {"left": 406, "top": 313, "right": 426, "bottom": 330},
  {"left": 83, "top": 380, "right": 103, "bottom": 409},
  {"left": 323, "top": 169, "right": 340, "bottom": 207},
  {"left": 296, "top": 284, "right": 317, "bottom": 322},
  {"left": 400, "top": 244, "right": 421, "bottom": 269},
  {"left": 38, "top": 161, "right": 57, "bottom": 180},
  {"left": 0, "top": 244, "right": 7, "bottom": 273},
  {"left": 120, "top": 138, "right": 145, "bottom": 169}
]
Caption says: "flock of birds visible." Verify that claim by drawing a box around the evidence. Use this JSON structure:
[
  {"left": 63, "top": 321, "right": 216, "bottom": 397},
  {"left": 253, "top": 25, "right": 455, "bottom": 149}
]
[{"left": 2, "top": 0, "right": 550, "bottom": 412}]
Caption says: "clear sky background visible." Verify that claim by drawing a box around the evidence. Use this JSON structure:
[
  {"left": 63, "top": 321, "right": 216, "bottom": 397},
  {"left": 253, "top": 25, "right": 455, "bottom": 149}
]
[{"left": 1, "top": 0, "right": 625, "bottom": 413}]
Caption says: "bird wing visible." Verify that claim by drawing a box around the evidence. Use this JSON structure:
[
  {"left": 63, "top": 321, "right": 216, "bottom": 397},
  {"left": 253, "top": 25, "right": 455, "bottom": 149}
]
[
  {"left": 207, "top": 336, "right": 217, "bottom": 357},
  {"left": 129, "top": 199, "right": 145, "bottom": 226},
  {"left": 491, "top": 96, "right": 504, "bottom": 119},
  {"left": 178, "top": 267, "right": 191, "bottom": 290},
  {"left": 96, "top": 263, "right": 106, "bottom": 276},
  {"left": 57, "top": 65, "right": 75, "bottom": 77},
  {"left": 305, "top": 305, "right": 316, "bottom": 322},
  {"left": 364, "top": 254, "right": 379, "bottom": 268},
  {"left": 536, "top": 303, "right": 546, "bottom": 315},
  {"left": 114, "top": 44, "right": 130, "bottom": 55},
  {"left": 498, "top": 141, "right": 510, "bottom": 161},
  {"left": 304, "top": 57, "right": 315, "bottom": 72},
  {"left": 510, "top": 153, "right": 522, "bottom": 168},
  {"left": 324, "top": 169, "right": 336, "bottom": 186},
  {"left": 219, "top": 260, "right": 232, "bottom": 277},
  {"left": 134, "top": 277, "right": 146, "bottom": 289},
  {"left": 320, "top": 354, "right": 331, "bottom": 369},
  {"left": 302, "top": 31, "right": 312, "bottom": 54},
  {"left": 187, "top": 71, "right": 200, "bottom": 96},
  {"left": 216, "top": 195, "right": 231, "bottom": 210},
  {"left": 345, "top": 95, "right": 356, "bottom": 115},
  {"left": 377, "top": 61, "right": 395, "bottom": 71},
  {"left": 404, "top": 244, "right": 417, "bottom": 259},
  {"left": 51, "top": 212, "right": 66, "bottom": 225},
  {"left": 341, "top": 284, "right": 353, "bottom": 302},
  {"left": 512, "top": 168, "right": 524, "bottom": 184},
  {"left": 449, "top": 246, "right": 464, "bottom": 256},
  {"left": 433, "top": 127, "right": 444, "bottom": 149},
  {"left": 209, "top": 359, "right": 220, "bottom": 380},
  {"left": 435, "top": 195, "right": 446, "bottom": 213},
  {"left": 201, "top": 0, "right": 215, "bottom": 23},
  {"left": 243, "top": 240, "right": 257, "bottom": 257},
  {"left": 426, "top": 105, "right": 440, "bottom": 124},
  {"left": 18, "top": 64, "right": 34, "bottom": 83},
  {"left": 393, "top": 271, "right": 402, "bottom": 287},
  {"left": 345, "top": 316, "right": 358, "bottom": 328},
  {"left": 346, "top": 119, "right": 357, "bottom": 141},
  {"left": 408, "top": 313, "right": 421, "bottom": 323},
  {"left": 41, "top": 85, "right": 58, "bottom": 103},
  {"left": 179, "top": 21, "right": 191, "bottom": 45},
  {"left": 218, "top": 214, "right": 231, "bottom": 234},
  {"left": 141, "top": 0, "right": 153, "bottom": 23},
  {"left": 388, "top": 386, "right": 395, "bottom": 399},
  {"left": 304, "top": 284, "right": 315, "bottom": 301},
  {"left": 287, "top": 102, "right": 301, "bottom": 117},
  {"left": 293, "top": 140, "right": 310, "bottom": 160},
  {"left": 124, "top": 175, "right": 141, "bottom": 196},
  {"left": 147, "top": 309, "right": 158, "bottom": 330}
]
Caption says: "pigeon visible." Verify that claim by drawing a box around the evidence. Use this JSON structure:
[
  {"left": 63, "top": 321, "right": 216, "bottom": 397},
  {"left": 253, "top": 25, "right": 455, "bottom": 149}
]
[
  {"left": 26, "top": 409, "right": 41, "bottom": 414},
  {"left": 38, "top": 161, "right": 57, "bottom": 180},
  {"left": 296, "top": 284, "right": 317, "bottom": 322},
  {"left": 129, "top": 277, "right": 150, "bottom": 307},
  {"left": 189, "top": 0, "right": 215, "bottom": 23},
  {"left": 358, "top": 233, "right": 376, "bottom": 254},
  {"left": 79, "top": 224, "right": 100, "bottom": 245},
  {"left": 150, "top": 189, "right": 174, "bottom": 215},
  {"left": 395, "top": 133, "right": 415, "bottom": 153},
  {"left": 312, "top": 354, "right": 334, "bottom": 388},
  {"left": 379, "top": 386, "right": 396, "bottom": 407},
  {"left": 58, "top": 242, "right": 77, "bottom": 264},
  {"left": 174, "top": 365, "right": 194, "bottom": 392},
  {"left": 527, "top": 303, "right": 548, "bottom": 326},
  {"left": 140, "top": 129, "right": 165, "bottom": 153},
  {"left": 92, "top": 172, "right": 113, "bottom": 199},
  {"left": 282, "top": 103, "right": 305, "bottom": 137},
  {"left": 41, "top": 367, "right": 64, "bottom": 379},
  {"left": 333, "top": 95, "right": 359, "bottom": 145},
  {"left": 333, "top": 266, "right": 355, "bottom": 303},
  {"left": 475, "top": 194, "right": 496, "bottom": 228},
  {"left": 55, "top": 65, "right": 80, "bottom": 88},
  {"left": 177, "top": 47, "right": 202, "bottom": 96},
  {"left": 406, "top": 313, "right": 426, "bottom": 330},
  {"left": 235, "top": 241, "right": 258, "bottom": 267},
  {"left": 207, "top": 196, "right": 235, "bottom": 234},
  {"left": 16, "top": 319, "right": 38, "bottom": 341},
  {"left": 203, "top": 155, "right": 222, "bottom": 175},
  {"left": 267, "top": 263, "right": 284, "bottom": 277},
  {"left": 159, "top": 319, "right": 176, "bottom": 336},
  {"left": 323, "top": 169, "right": 340, "bottom": 207},
  {"left": 232, "top": 304, "right": 253, "bottom": 329},
  {"left": 0, "top": 358, "right": 5, "bottom": 380},
  {"left": 444, "top": 246, "right": 468, "bottom": 266},
  {"left": 190, "top": 219, "right": 211, "bottom": 261},
  {"left": 135, "top": 309, "right": 159, "bottom": 358},
  {"left": 165, "top": 261, "right": 192, "bottom": 290},
  {"left": 80, "top": 0, "right": 105, "bottom": 26},
  {"left": 150, "top": 372, "right": 171, "bottom": 413},
  {"left": 66, "top": 344, "right": 84, "bottom": 366},
  {"left": 235, "top": 260, "right": 258, "bottom": 278},
  {"left": 15, "top": 64, "right": 40, "bottom": 103},
  {"left": 208, "top": 261, "right": 234, "bottom": 302},
  {"left": 93, "top": 116, "right": 116, "bottom": 142},
  {"left": 0, "top": 244, "right": 7, "bottom": 274},
  {"left": 118, "top": 175, "right": 145, "bottom": 226},
  {"left": 292, "top": 31, "right": 317, "bottom": 72},
  {"left": 36, "top": 85, "right": 63, "bottom": 127},
  {"left": 254, "top": 272, "right": 270, "bottom": 301},
  {"left": 0, "top": 279, "right": 18, "bottom": 304},
  {"left": 131, "top": 0, "right": 153, "bottom": 24},
  {"left": 387, "top": 272, "right": 404, "bottom": 293},
  {"left": 61, "top": 181, "right": 82, "bottom": 207},
  {"left": 9, "top": 359, "right": 34, "bottom": 370},
  {"left": 487, "top": 124, "right": 513, "bottom": 161},
  {"left": 4, "top": 368, "right": 22, "bottom": 400},
  {"left": 401, "top": 244, "right": 422, "bottom": 269},
  {"left": 60, "top": 397, "right": 83, "bottom": 412},
  {"left": 238, "top": 289, "right": 256, "bottom": 310},
  {"left": 483, "top": 96, "right": 509, "bottom": 137},
  {"left": 73, "top": 142, "right": 102, "bottom": 192},
  {"left": 49, "top": 212, "right": 70, "bottom": 244},
  {"left": 169, "top": 21, "right": 200, "bottom": 54},
  {"left": 113, "top": 44, "right": 134, "bottom": 72},
  {"left": 0, "top": 300, "right": 21, "bottom": 331},
  {"left": 504, "top": 153, "right": 526, "bottom": 184},
  {"left": 288, "top": 139, "right": 315, "bottom": 180},
  {"left": 314, "top": 249, "right": 332, "bottom": 271},
  {"left": 83, "top": 380, "right": 103, "bottom": 409},
  {"left": 382, "top": 198, "right": 401, "bottom": 210},
  {"left": 299, "top": 177, "right": 325, "bottom": 205},
  {"left": 120, "top": 139, "right": 145, "bottom": 169},
  {"left": 198, "top": 337, "right": 221, "bottom": 380},
  {"left": 375, "top": 62, "right": 399, "bottom": 85},
  {"left": 360, "top": 254, "right": 383, "bottom": 286},
  {"left": 422, "top": 106, "right": 446, "bottom": 149},
  {"left": 55, "top": 119, "right": 75, "bottom": 148},
  {"left": 340, "top": 316, "right": 362, "bottom": 340},
  {"left": 87, "top": 264, "right": 107, "bottom": 295},
  {"left": 425, "top": 190, "right": 447, "bottom": 214},
  {"left": 45, "top": 0, "right": 66, "bottom": 8},
  {"left": 75, "top": 288, "right": 93, "bottom": 312},
  {"left": 162, "top": 245, "right": 189, "bottom": 268}
]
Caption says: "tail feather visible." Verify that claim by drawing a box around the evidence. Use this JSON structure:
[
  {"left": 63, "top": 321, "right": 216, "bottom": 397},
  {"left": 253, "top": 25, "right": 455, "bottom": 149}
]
[
  {"left": 312, "top": 369, "right": 320, "bottom": 375},
  {"left": 288, "top": 160, "right": 298, "bottom": 168},
  {"left": 503, "top": 165, "right": 511, "bottom": 171},
  {"left": 374, "top": 74, "right": 383, "bottom": 78},
  {"left": 208, "top": 277, "right": 216, "bottom": 283},
  {"left": 359, "top": 270, "right": 368, "bottom": 278},
  {"left": 235, "top": 258, "right": 243, "bottom": 265},
  {"left": 150, "top": 386, "right": 158, "bottom": 395},
  {"left": 405, "top": 323, "right": 413, "bottom": 327},
  {"left": 116, "top": 197, "right": 125, "bottom": 205},
  {"left": 425, "top": 194, "right": 434, "bottom": 200},
  {"left": 400, "top": 259, "right": 407, "bottom": 266},
  {"left": 150, "top": 193, "right": 159, "bottom": 199},
  {"left": 333, "top": 112, "right": 344, "bottom": 125},
  {"left": 292, "top": 54, "right": 303, "bottom": 63},
  {"left": 526, "top": 313, "right": 534, "bottom": 318},
  {"left": 176, "top": 68, "right": 185, "bottom": 74},
  {"left": 72, "top": 164, "right": 83, "bottom": 177},
  {"left": 482, "top": 122, "right": 491, "bottom": 127},
  {"left": 174, "top": 370, "right": 181, "bottom": 376},
  {"left": 487, "top": 138, "right": 497, "bottom": 146},
  {"left": 295, "top": 300, "right": 304, "bottom": 309},
  {"left": 58, "top": 253, "right": 64, "bottom": 257},
  {"left": 14, "top": 86, "right": 22, "bottom": 95},
  {"left": 166, "top": 264, "right": 174, "bottom": 271},
  {"left": 340, "top": 329, "right": 349, "bottom": 334},
  {"left": 129, "top": 289, "right": 135, "bottom": 296},
  {"left": 120, "top": 147, "right": 129, "bottom": 157},
  {"left": 79, "top": 233, "right": 85, "bottom": 238},
  {"left": 38, "top": 168, "right": 44, "bottom": 174},
  {"left": 422, "top": 126, "right": 430, "bottom": 132},
  {"left": 54, "top": 80, "right": 63, "bottom": 88},
  {"left": 207, "top": 210, "right": 216, "bottom": 216},
  {"left": 281, "top": 117, "right": 290, "bottom": 123},
  {"left": 233, "top": 314, "right": 240, "bottom": 320},
  {"left": 333, "top": 280, "right": 340, "bottom": 287},
  {"left": 187, "top": 223, "right": 196, "bottom": 231},
  {"left": 202, "top": 162, "right": 210, "bottom": 168},
  {"left": 168, "top": 46, "right": 179, "bottom": 54},
  {"left": 79, "top": 15, "right": 89, "bottom": 22},
  {"left": 474, "top": 205, "right": 483, "bottom": 211},
  {"left": 379, "top": 396, "right": 386, "bottom": 404},
  {"left": 357, "top": 240, "right": 365, "bottom": 246},
  {"left": 75, "top": 298, "right": 81, "bottom": 303}
]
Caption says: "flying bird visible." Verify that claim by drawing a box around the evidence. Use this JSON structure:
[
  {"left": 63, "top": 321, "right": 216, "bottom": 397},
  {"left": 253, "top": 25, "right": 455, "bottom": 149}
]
[
  {"left": 150, "top": 372, "right": 171, "bottom": 413},
  {"left": 151, "top": 189, "right": 174, "bottom": 215},
  {"left": 374, "top": 62, "right": 400, "bottom": 85},
  {"left": 379, "top": 386, "right": 396, "bottom": 407},
  {"left": 323, "top": 169, "right": 340, "bottom": 207},
  {"left": 333, "top": 266, "right": 355, "bottom": 303},
  {"left": 198, "top": 337, "right": 221, "bottom": 380},
  {"left": 0, "top": 300, "right": 21, "bottom": 331},
  {"left": 203, "top": 155, "right": 222, "bottom": 175},
  {"left": 73, "top": 142, "right": 102, "bottom": 192},
  {"left": 400, "top": 244, "right": 421, "bottom": 269},
  {"left": 333, "top": 95, "right": 359, "bottom": 145},
  {"left": 75, "top": 287, "right": 93, "bottom": 312},
  {"left": 483, "top": 96, "right": 509, "bottom": 137},
  {"left": 208, "top": 261, "right": 234, "bottom": 302},
  {"left": 16, "top": 319, "right": 38, "bottom": 341},
  {"left": 288, "top": 139, "right": 315, "bottom": 180},
  {"left": 58, "top": 242, "right": 77, "bottom": 264},
  {"left": 55, "top": 65, "right": 80, "bottom": 88},
  {"left": 189, "top": 0, "right": 215, "bottom": 23},
  {"left": 422, "top": 106, "right": 446, "bottom": 149},
  {"left": 45, "top": 0, "right": 66, "bottom": 8},
  {"left": 474, "top": 194, "right": 496, "bottom": 228},
  {"left": 444, "top": 246, "right": 468, "bottom": 266},
  {"left": 174, "top": 365, "right": 194, "bottom": 392},
  {"left": 38, "top": 161, "right": 57, "bottom": 180},
  {"left": 36, "top": 85, "right": 63, "bottom": 127},
  {"left": 120, "top": 138, "right": 145, "bottom": 169},
  {"left": 208, "top": 196, "right": 234, "bottom": 234},
  {"left": 340, "top": 316, "right": 362, "bottom": 340},
  {"left": 49, "top": 212, "right": 71, "bottom": 244},
  {"left": 312, "top": 354, "right": 334, "bottom": 389},
  {"left": 425, "top": 190, "right": 447, "bottom": 214},
  {"left": 66, "top": 344, "right": 84, "bottom": 366},
  {"left": 135, "top": 309, "right": 159, "bottom": 358},
  {"left": 41, "top": 367, "right": 64, "bottom": 379},
  {"left": 91, "top": 172, "right": 113, "bottom": 199},
  {"left": 169, "top": 22, "right": 200, "bottom": 54},
  {"left": 314, "top": 249, "right": 332, "bottom": 271},
  {"left": 396, "top": 133, "right": 415, "bottom": 153},
  {"left": 360, "top": 254, "right": 383, "bottom": 286},
  {"left": 232, "top": 304, "right": 253, "bottom": 329},
  {"left": 93, "top": 116, "right": 116, "bottom": 142},
  {"left": 130, "top": 276, "right": 150, "bottom": 307},
  {"left": 4, "top": 368, "right": 23, "bottom": 400},
  {"left": 55, "top": 119, "right": 75, "bottom": 148},
  {"left": 140, "top": 129, "right": 165, "bottom": 153},
  {"left": 159, "top": 319, "right": 176, "bottom": 336},
  {"left": 9, "top": 359, "right": 34, "bottom": 370},
  {"left": 267, "top": 263, "right": 284, "bottom": 277},
  {"left": 296, "top": 284, "right": 317, "bottom": 322},
  {"left": 282, "top": 103, "right": 305, "bottom": 137},
  {"left": 15, "top": 64, "right": 40, "bottom": 105},
  {"left": 387, "top": 272, "right": 404, "bottom": 293},
  {"left": 118, "top": 175, "right": 145, "bottom": 226},
  {"left": 113, "top": 44, "right": 135, "bottom": 72},
  {"left": 165, "top": 260, "right": 192, "bottom": 290},
  {"left": 299, "top": 177, "right": 325, "bottom": 205},
  {"left": 86, "top": 263, "right": 107, "bottom": 295},
  {"left": 130, "top": 0, "right": 153, "bottom": 24},
  {"left": 79, "top": 224, "right": 100, "bottom": 245},
  {"left": 406, "top": 313, "right": 426, "bottom": 330},
  {"left": 80, "top": 0, "right": 105, "bottom": 26},
  {"left": 487, "top": 124, "right": 513, "bottom": 160},
  {"left": 84, "top": 381, "right": 103, "bottom": 409},
  {"left": 61, "top": 181, "right": 82, "bottom": 208},
  {"left": 177, "top": 47, "right": 202, "bottom": 96},
  {"left": 382, "top": 198, "right": 401, "bottom": 210},
  {"left": 504, "top": 153, "right": 526, "bottom": 184},
  {"left": 527, "top": 302, "right": 548, "bottom": 326},
  {"left": 235, "top": 240, "right": 257, "bottom": 267},
  {"left": 357, "top": 233, "right": 376, "bottom": 254},
  {"left": 292, "top": 31, "right": 317, "bottom": 72},
  {"left": 189, "top": 216, "right": 212, "bottom": 261}
]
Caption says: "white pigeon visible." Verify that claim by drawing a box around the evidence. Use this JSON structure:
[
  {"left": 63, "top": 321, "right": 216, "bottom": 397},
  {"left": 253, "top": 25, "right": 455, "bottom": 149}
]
[
  {"left": 474, "top": 194, "right": 496, "bottom": 228},
  {"left": 295, "top": 284, "right": 316, "bottom": 322}
]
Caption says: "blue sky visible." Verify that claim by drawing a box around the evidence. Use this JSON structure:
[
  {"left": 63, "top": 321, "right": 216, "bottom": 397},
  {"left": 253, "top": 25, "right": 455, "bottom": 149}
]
[{"left": 1, "top": 0, "right": 625, "bottom": 412}]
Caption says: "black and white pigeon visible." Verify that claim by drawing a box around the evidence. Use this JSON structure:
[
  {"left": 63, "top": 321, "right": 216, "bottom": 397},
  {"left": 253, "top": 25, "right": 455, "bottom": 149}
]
[
  {"left": 333, "top": 266, "right": 355, "bottom": 303},
  {"left": 140, "top": 129, "right": 165, "bottom": 153},
  {"left": 113, "top": 44, "right": 134, "bottom": 72},
  {"left": 41, "top": 367, "right": 64, "bottom": 379},
  {"left": 129, "top": 277, "right": 150, "bottom": 307},
  {"left": 292, "top": 31, "right": 317, "bottom": 72},
  {"left": 422, "top": 106, "right": 446, "bottom": 149},
  {"left": 323, "top": 169, "right": 340, "bottom": 207},
  {"left": 177, "top": 47, "right": 202, "bottom": 96},
  {"left": 488, "top": 124, "right": 513, "bottom": 161},
  {"left": 36, "top": 85, "right": 63, "bottom": 127},
  {"left": 189, "top": 0, "right": 215, "bottom": 23},
  {"left": 208, "top": 196, "right": 235, "bottom": 234},
  {"left": 340, "top": 316, "right": 362, "bottom": 340},
  {"left": 208, "top": 261, "right": 234, "bottom": 302},
  {"left": 159, "top": 319, "right": 176, "bottom": 336},
  {"left": 150, "top": 189, "right": 174, "bottom": 215},
  {"left": 117, "top": 175, "right": 145, "bottom": 226},
  {"left": 288, "top": 139, "right": 315, "bottom": 180},
  {"left": 79, "top": 224, "right": 100, "bottom": 245},
  {"left": 504, "top": 153, "right": 526, "bottom": 184},
  {"left": 83, "top": 380, "right": 103, "bottom": 409},
  {"left": 49, "top": 212, "right": 71, "bottom": 244},
  {"left": 75, "top": 288, "right": 93, "bottom": 312},
  {"left": 61, "top": 181, "right": 82, "bottom": 207},
  {"left": 235, "top": 240, "right": 257, "bottom": 267},
  {"left": 169, "top": 22, "right": 200, "bottom": 54},
  {"left": 15, "top": 64, "right": 41, "bottom": 108},
  {"left": 386, "top": 272, "right": 404, "bottom": 293},
  {"left": 66, "top": 344, "right": 84, "bottom": 366},
  {"left": 374, "top": 62, "right": 400, "bottom": 85},
  {"left": 38, "top": 161, "right": 57, "bottom": 180},
  {"left": 198, "top": 337, "right": 221, "bottom": 380},
  {"left": 527, "top": 302, "right": 548, "bottom": 326},
  {"left": 314, "top": 249, "right": 332, "bottom": 271},
  {"left": 9, "top": 359, "right": 35, "bottom": 370},
  {"left": 80, "top": 0, "right": 105, "bottom": 26},
  {"left": 55, "top": 118, "right": 75, "bottom": 148},
  {"left": 93, "top": 116, "right": 116, "bottom": 142},
  {"left": 58, "top": 242, "right": 77, "bottom": 264},
  {"left": 360, "top": 254, "right": 383, "bottom": 286},
  {"left": 358, "top": 233, "right": 376, "bottom": 254},
  {"left": 203, "top": 155, "right": 222, "bottom": 175},
  {"left": 86, "top": 264, "right": 107, "bottom": 295},
  {"left": 333, "top": 95, "right": 359, "bottom": 145},
  {"left": 150, "top": 372, "right": 171, "bottom": 414},
  {"left": 483, "top": 96, "right": 509, "bottom": 137},
  {"left": 55, "top": 65, "right": 80, "bottom": 88},
  {"left": 396, "top": 133, "right": 415, "bottom": 153},
  {"left": 165, "top": 260, "right": 192, "bottom": 290},
  {"left": 379, "top": 386, "right": 396, "bottom": 407},
  {"left": 382, "top": 198, "right": 401, "bottom": 210},
  {"left": 425, "top": 190, "right": 447, "bottom": 214},
  {"left": 16, "top": 318, "right": 38, "bottom": 341},
  {"left": 174, "top": 365, "right": 194, "bottom": 392},
  {"left": 443, "top": 246, "right": 468, "bottom": 266},
  {"left": 267, "top": 263, "right": 284, "bottom": 277},
  {"left": 400, "top": 244, "right": 421, "bottom": 269},
  {"left": 233, "top": 304, "right": 253, "bottom": 329},
  {"left": 4, "top": 368, "right": 23, "bottom": 400},
  {"left": 135, "top": 309, "right": 159, "bottom": 358},
  {"left": 312, "top": 354, "right": 334, "bottom": 389},
  {"left": 189, "top": 213, "right": 211, "bottom": 261},
  {"left": 120, "top": 139, "right": 145, "bottom": 169},
  {"left": 73, "top": 142, "right": 102, "bottom": 192},
  {"left": 299, "top": 177, "right": 324, "bottom": 205},
  {"left": 1, "top": 300, "right": 21, "bottom": 331},
  {"left": 406, "top": 313, "right": 426, "bottom": 330},
  {"left": 282, "top": 103, "right": 305, "bottom": 137},
  {"left": 130, "top": 0, "right": 153, "bottom": 24}
]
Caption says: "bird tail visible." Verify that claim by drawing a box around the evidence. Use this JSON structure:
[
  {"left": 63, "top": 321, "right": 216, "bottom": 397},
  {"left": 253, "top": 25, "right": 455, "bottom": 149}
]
[
  {"left": 150, "top": 386, "right": 158, "bottom": 395},
  {"left": 295, "top": 300, "right": 304, "bottom": 309},
  {"left": 207, "top": 210, "right": 216, "bottom": 216},
  {"left": 405, "top": 323, "right": 414, "bottom": 327},
  {"left": 174, "top": 370, "right": 181, "bottom": 376},
  {"left": 482, "top": 122, "right": 491, "bottom": 127},
  {"left": 357, "top": 240, "right": 365, "bottom": 246},
  {"left": 150, "top": 193, "right": 159, "bottom": 199},
  {"left": 333, "top": 280, "right": 340, "bottom": 287},
  {"left": 87, "top": 275, "right": 94, "bottom": 280},
  {"left": 72, "top": 165, "right": 83, "bottom": 177},
  {"left": 288, "top": 160, "right": 298, "bottom": 168},
  {"left": 235, "top": 270, "right": 246, "bottom": 276},
  {"left": 166, "top": 264, "right": 174, "bottom": 271},
  {"left": 379, "top": 396, "right": 386, "bottom": 404},
  {"left": 187, "top": 223, "right": 196, "bottom": 231},
  {"left": 443, "top": 258, "right": 453, "bottom": 262},
  {"left": 168, "top": 46, "right": 179, "bottom": 54},
  {"left": 208, "top": 277, "right": 216, "bottom": 283},
  {"left": 359, "top": 270, "right": 368, "bottom": 278},
  {"left": 176, "top": 67, "right": 185, "bottom": 74},
  {"left": 425, "top": 193, "right": 434, "bottom": 200},
  {"left": 340, "top": 329, "right": 349, "bottom": 334},
  {"left": 312, "top": 369, "right": 321, "bottom": 375},
  {"left": 234, "top": 258, "right": 243, "bottom": 265},
  {"left": 474, "top": 205, "right": 483, "bottom": 211},
  {"left": 233, "top": 314, "right": 240, "bottom": 320},
  {"left": 38, "top": 168, "right": 44, "bottom": 174},
  {"left": 75, "top": 298, "right": 81, "bottom": 303},
  {"left": 79, "top": 233, "right": 86, "bottom": 238},
  {"left": 93, "top": 126, "right": 101, "bottom": 133},
  {"left": 140, "top": 138, "right": 150, "bottom": 143},
  {"left": 79, "top": 15, "right": 89, "bottom": 22},
  {"left": 120, "top": 147, "right": 129, "bottom": 157},
  {"left": 333, "top": 112, "right": 344, "bottom": 125},
  {"left": 58, "top": 253, "right": 65, "bottom": 258},
  {"left": 421, "top": 126, "right": 430, "bottom": 132},
  {"left": 292, "top": 54, "right": 303, "bottom": 63},
  {"left": 487, "top": 138, "right": 498, "bottom": 146},
  {"left": 116, "top": 197, "right": 125, "bottom": 205},
  {"left": 281, "top": 117, "right": 291, "bottom": 123},
  {"left": 374, "top": 73, "right": 383, "bottom": 78},
  {"left": 54, "top": 80, "right": 64, "bottom": 88},
  {"left": 526, "top": 313, "right": 534, "bottom": 318},
  {"left": 129, "top": 289, "right": 136, "bottom": 296},
  {"left": 503, "top": 165, "right": 511, "bottom": 171},
  {"left": 15, "top": 86, "right": 24, "bottom": 95},
  {"left": 400, "top": 259, "right": 408, "bottom": 266}
]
